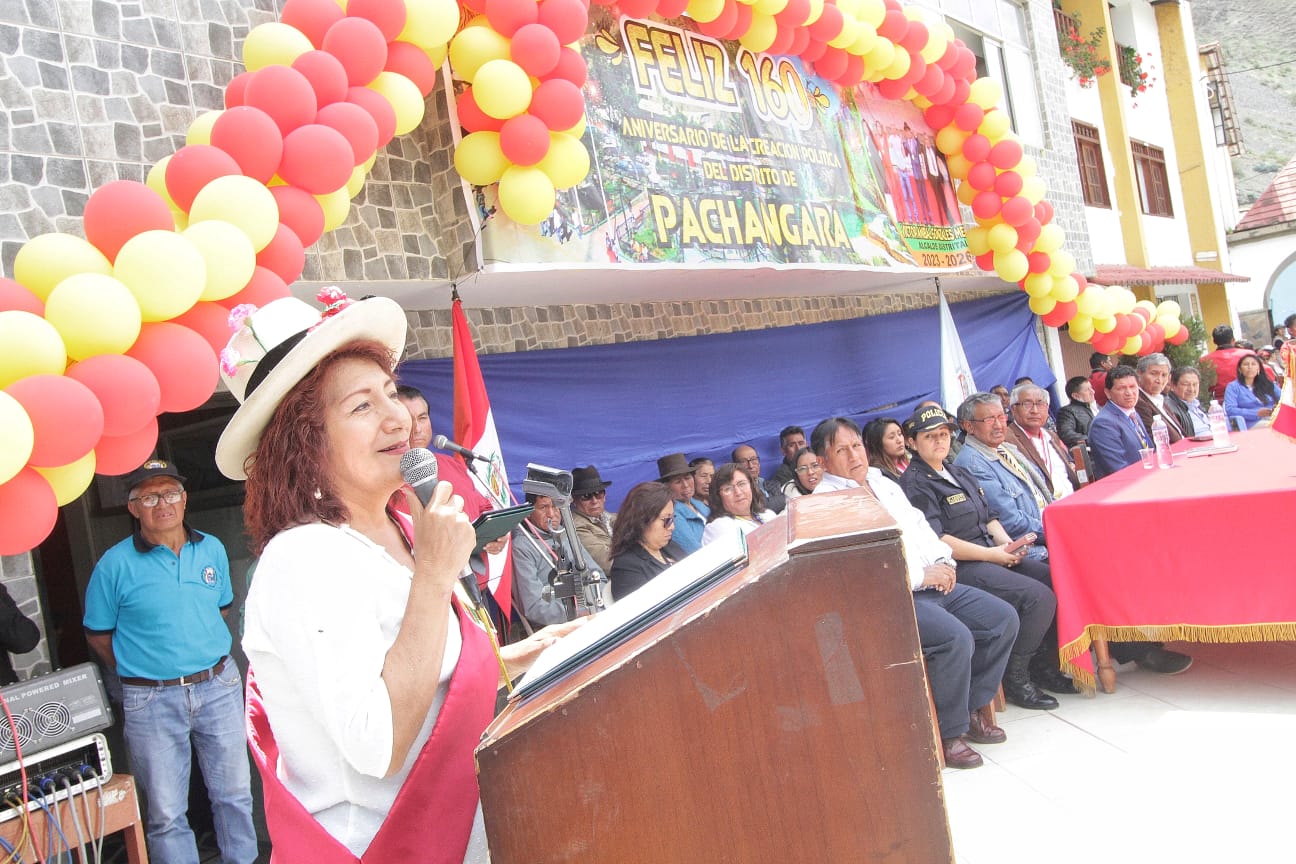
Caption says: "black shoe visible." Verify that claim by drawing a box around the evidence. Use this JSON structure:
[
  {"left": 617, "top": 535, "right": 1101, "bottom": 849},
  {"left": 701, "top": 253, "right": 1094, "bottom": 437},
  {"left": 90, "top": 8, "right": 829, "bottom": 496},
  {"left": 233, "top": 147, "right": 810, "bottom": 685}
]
[
  {"left": 1004, "top": 654, "right": 1059, "bottom": 710},
  {"left": 1136, "top": 647, "right": 1193, "bottom": 675},
  {"left": 1032, "top": 665, "right": 1079, "bottom": 695}
]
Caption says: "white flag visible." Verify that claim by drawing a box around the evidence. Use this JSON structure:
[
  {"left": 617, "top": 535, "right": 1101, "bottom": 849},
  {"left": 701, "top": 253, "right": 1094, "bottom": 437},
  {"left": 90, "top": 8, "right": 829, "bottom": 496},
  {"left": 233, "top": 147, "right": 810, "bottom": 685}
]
[{"left": 939, "top": 285, "right": 977, "bottom": 410}]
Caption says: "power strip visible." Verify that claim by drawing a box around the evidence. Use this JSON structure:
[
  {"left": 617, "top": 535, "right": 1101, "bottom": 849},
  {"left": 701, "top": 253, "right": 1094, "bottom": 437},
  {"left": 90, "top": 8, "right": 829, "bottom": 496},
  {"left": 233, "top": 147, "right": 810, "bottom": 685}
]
[{"left": 0, "top": 733, "right": 113, "bottom": 822}]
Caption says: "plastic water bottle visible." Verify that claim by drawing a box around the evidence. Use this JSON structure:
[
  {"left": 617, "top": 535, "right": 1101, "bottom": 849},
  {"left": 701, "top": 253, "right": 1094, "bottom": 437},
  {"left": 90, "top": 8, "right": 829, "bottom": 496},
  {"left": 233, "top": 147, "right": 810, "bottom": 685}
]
[
  {"left": 1151, "top": 415, "right": 1173, "bottom": 469},
  {"left": 1208, "top": 399, "right": 1230, "bottom": 448}
]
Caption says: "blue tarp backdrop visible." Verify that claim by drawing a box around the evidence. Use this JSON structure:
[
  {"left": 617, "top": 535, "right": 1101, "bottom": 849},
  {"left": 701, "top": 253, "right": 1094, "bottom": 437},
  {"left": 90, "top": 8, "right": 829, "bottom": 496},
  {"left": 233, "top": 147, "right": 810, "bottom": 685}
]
[{"left": 398, "top": 292, "right": 1053, "bottom": 510}]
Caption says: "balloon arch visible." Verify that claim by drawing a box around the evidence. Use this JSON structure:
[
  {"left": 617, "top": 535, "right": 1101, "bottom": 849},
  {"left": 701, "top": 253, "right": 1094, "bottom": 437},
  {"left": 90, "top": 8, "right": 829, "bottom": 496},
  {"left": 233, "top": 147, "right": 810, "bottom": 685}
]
[{"left": 0, "top": 0, "right": 1187, "bottom": 553}]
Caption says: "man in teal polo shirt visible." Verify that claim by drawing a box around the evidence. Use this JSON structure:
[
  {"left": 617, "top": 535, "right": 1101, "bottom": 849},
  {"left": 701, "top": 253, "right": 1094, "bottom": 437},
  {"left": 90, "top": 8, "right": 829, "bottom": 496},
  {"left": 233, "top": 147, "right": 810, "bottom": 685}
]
[{"left": 84, "top": 460, "right": 256, "bottom": 864}]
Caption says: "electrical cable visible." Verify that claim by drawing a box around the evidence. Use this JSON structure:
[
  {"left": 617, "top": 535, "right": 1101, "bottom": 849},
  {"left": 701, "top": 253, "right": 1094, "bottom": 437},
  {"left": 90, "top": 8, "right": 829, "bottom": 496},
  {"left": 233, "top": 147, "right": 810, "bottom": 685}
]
[
  {"left": 83, "top": 769, "right": 104, "bottom": 864},
  {"left": 55, "top": 778, "right": 84, "bottom": 864},
  {"left": 31, "top": 792, "right": 69, "bottom": 864},
  {"left": 76, "top": 774, "right": 99, "bottom": 864},
  {"left": 0, "top": 696, "right": 35, "bottom": 864},
  {"left": 3, "top": 796, "right": 29, "bottom": 864}
]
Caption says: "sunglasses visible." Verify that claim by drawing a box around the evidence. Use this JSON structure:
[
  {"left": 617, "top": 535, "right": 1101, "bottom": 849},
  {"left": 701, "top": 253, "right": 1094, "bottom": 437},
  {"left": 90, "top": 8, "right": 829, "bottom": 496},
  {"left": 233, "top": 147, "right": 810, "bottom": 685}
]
[{"left": 576, "top": 490, "right": 607, "bottom": 501}]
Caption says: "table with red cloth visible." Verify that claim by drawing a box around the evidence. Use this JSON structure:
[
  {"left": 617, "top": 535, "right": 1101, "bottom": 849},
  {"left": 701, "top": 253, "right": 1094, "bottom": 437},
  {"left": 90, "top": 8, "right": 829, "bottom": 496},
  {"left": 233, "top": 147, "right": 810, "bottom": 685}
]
[{"left": 1043, "top": 428, "right": 1296, "bottom": 692}]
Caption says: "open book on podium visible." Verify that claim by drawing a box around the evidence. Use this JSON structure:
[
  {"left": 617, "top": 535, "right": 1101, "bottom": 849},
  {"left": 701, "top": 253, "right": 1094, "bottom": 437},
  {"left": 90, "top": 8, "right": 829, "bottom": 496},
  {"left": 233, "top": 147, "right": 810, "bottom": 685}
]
[{"left": 476, "top": 489, "right": 954, "bottom": 864}]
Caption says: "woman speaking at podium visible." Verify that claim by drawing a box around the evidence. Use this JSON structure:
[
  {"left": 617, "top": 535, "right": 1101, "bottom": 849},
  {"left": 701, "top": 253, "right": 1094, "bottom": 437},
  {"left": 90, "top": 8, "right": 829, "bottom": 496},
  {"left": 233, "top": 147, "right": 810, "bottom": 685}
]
[{"left": 215, "top": 292, "right": 574, "bottom": 863}]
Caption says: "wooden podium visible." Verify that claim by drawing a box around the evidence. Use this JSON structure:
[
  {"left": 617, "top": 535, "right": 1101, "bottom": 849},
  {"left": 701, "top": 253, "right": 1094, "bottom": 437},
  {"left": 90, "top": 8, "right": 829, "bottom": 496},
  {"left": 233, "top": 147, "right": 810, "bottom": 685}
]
[{"left": 477, "top": 489, "right": 953, "bottom": 863}]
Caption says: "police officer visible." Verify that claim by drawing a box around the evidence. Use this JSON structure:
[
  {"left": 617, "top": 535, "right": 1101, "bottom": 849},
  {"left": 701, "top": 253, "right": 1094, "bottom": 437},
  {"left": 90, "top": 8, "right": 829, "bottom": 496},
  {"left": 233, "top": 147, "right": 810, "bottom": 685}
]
[{"left": 897, "top": 406, "right": 1076, "bottom": 706}]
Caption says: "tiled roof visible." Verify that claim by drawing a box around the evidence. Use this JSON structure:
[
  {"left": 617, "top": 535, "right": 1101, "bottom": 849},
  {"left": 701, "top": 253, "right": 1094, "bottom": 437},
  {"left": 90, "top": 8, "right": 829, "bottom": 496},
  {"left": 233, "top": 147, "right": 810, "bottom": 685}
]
[
  {"left": 1088, "top": 264, "right": 1249, "bottom": 286},
  {"left": 1235, "top": 154, "right": 1296, "bottom": 231}
]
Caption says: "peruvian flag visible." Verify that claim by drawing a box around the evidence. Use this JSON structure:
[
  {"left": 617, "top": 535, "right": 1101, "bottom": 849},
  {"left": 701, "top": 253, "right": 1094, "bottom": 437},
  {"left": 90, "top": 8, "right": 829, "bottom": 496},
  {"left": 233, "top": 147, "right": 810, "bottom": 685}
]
[
  {"left": 1272, "top": 344, "right": 1296, "bottom": 441},
  {"left": 452, "top": 295, "right": 514, "bottom": 618}
]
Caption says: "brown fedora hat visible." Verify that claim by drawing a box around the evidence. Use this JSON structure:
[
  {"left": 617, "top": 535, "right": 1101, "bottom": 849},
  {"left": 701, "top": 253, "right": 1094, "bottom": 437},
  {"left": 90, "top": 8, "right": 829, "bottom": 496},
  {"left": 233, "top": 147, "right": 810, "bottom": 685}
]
[{"left": 656, "top": 453, "right": 692, "bottom": 481}]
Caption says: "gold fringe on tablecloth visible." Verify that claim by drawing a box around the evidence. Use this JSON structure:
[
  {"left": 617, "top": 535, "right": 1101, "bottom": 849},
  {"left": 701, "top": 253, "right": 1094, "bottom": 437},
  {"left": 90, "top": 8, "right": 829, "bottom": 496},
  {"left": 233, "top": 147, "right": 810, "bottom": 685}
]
[{"left": 1059, "top": 622, "right": 1296, "bottom": 693}]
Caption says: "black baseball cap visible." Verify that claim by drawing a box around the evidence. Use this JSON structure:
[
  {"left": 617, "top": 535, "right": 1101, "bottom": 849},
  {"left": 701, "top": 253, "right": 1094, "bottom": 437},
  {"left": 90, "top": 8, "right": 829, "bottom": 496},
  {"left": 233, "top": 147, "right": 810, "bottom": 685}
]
[
  {"left": 124, "top": 459, "right": 186, "bottom": 497},
  {"left": 905, "top": 405, "right": 958, "bottom": 436}
]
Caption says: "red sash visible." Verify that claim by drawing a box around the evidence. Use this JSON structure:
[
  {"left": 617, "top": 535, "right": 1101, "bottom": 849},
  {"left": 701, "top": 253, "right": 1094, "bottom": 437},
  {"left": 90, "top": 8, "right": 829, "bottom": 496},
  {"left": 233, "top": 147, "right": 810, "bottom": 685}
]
[{"left": 246, "top": 598, "right": 497, "bottom": 864}]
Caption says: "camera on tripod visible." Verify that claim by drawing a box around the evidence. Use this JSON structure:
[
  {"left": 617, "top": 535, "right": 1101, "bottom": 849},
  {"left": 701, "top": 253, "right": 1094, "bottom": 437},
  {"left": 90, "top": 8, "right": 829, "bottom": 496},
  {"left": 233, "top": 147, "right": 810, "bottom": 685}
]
[{"left": 523, "top": 463, "right": 608, "bottom": 614}]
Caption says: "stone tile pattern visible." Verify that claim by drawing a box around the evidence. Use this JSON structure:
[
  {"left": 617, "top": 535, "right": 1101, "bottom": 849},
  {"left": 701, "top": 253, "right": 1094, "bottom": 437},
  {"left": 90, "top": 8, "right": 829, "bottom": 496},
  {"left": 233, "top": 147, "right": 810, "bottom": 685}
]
[{"left": 0, "top": 555, "right": 52, "bottom": 681}]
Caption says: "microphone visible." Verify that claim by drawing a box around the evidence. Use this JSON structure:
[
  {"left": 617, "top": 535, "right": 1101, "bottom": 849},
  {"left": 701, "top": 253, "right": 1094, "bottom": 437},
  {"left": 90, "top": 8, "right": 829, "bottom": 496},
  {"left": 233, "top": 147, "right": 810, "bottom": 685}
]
[
  {"left": 433, "top": 434, "right": 490, "bottom": 463},
  {"left": 399, "top": 447, "right": 440, "bottom": 507}
]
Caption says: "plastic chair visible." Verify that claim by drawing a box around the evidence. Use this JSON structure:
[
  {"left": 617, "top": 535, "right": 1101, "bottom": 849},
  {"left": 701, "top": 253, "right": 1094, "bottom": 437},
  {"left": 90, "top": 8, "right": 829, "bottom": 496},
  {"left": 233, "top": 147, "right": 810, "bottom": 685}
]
[{"left": 1229, "top": 416, "right": 1247, "bottom": 433}]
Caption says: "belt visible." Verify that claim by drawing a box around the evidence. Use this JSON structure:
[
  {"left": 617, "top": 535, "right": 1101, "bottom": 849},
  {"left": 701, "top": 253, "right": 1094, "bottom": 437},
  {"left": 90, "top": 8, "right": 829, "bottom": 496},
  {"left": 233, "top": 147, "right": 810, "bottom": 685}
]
[{"left": 121, "top": 656, "right": 228, "bottom": 688}]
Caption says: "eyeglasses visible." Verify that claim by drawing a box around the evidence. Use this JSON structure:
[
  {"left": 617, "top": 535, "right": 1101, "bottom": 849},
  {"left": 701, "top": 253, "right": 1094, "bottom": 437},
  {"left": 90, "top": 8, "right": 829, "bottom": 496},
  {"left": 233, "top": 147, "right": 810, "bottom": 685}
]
[
  {"left": 719, "top": 481, "right": 751, "bottom": 495},
  {"left": 130, "top": 489, "right": 184, "bottom": 508},
  {"left": 737, "top": 456, "right": 760, "bottom": 466},
  {"left": 971, "top": 414, "right": 1009, "bottom": 425},
  {"left": 1014, "top": 400, "right": 1048, "bottom": 410},
  {"left": 795, "top": 462, "right": 822, "bottom": 474},
  {"left": 576, "top": 490, "right": 607, "bottom": 501},
  {"left": 659, "top": 515, "right": 675, "bottom": 528}
]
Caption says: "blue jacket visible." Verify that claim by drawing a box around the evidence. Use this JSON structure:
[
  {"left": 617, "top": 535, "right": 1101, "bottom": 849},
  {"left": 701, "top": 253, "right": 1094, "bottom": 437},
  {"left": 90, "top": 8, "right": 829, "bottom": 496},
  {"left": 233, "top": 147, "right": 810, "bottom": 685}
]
[
  {"left": 670, "top": 499, "right": 709, "bottom": 554},
  {"left": 951, "top": 440, "right": 1048, "bottom": 545},
  {"left": 1086, "top": 401, "right": 1146, "bottom": 479},
  {"left": 1224, "top": 380, "right": 1277, "bottom": 429}
]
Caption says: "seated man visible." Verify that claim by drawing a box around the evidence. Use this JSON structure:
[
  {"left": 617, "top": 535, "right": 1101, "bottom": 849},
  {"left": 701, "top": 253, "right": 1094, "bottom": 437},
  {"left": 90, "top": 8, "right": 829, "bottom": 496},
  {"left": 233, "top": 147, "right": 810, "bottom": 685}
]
[
  {"left": 1134, "top": 353, "right": 1185, "bottom": 442},
  {"left": 1006, "top": 383, "right": 1078, "bottom": 500},
  {"left": 658, "top": 453, "right": 708, "bottom": 554},
  {"left": 768, "top": 425, "right": 806, "bottom": 491},
  {"left": 1165, "top": 366, "right": 1209, "bottom": 437},
  {"left": 395, "top": 385, "right": 494, "bottom": 519},
  {"left": 570, "top": 466, "right": 616, "bottom": 574},
  {"left": 511, "top": 494, "right": 603, "bottom": 627},
  {"left": 953, "top": 393, "right": 1051, "bottom": 560},
  {"left": 812, "top": 416, "right": 1019, "bottom": 769},
  {"left": 1086, "top": 366, "right": 1149, "bottom": 479},
  {"left": 732, "top": 444, "right": 787, "bottom": 514},
  {"left": 1056, "top": 376, "right": 1097, "bottom": 448}
]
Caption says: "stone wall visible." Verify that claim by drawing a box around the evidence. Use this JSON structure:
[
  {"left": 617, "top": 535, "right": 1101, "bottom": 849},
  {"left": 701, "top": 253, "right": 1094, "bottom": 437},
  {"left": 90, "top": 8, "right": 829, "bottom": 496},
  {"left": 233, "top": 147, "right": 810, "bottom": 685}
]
[{"left": 0, "top": 554, "right": 52, "bottom": 681}]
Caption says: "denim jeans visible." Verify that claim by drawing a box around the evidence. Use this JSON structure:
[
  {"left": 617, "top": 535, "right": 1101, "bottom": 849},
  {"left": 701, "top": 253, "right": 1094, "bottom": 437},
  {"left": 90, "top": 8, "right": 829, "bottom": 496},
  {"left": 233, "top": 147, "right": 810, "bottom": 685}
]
[{"left": 122, "top": 660, "right": 257, "bottom": 864}]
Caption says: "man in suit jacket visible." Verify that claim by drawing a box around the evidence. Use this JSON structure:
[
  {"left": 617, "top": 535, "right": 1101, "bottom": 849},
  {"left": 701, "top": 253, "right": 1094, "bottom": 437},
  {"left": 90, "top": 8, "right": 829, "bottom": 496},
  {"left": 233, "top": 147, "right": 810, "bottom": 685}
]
[
  {"left": 1087, "top": 366, "right": 1151, "bottom": 479},
  {"left": 1006, "top": 383, "right": 1079, "bottom": 499},
  {"left": 1133, "top": 353, "right": 1185, "bottom": 443},
  {"left": 1165, "top": 367, "right": 1209, "bottom": 436}
]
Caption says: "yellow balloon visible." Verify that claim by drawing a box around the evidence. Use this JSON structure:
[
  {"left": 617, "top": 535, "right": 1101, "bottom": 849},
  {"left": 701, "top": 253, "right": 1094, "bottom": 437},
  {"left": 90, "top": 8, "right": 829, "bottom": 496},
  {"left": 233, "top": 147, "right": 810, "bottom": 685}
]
[
  {"left": 1028, "top": 295, "right": 1057, "bottom": 316},
  {"left": 146, "top": 156, "right": 178, "bottom": 209},
  {"left": 171, "top": 208, "right": 189, "bottom": 231},
  {"left": 183, "top": 220, "right": 257, "bottom": 302},
  {"left": 425, "top": 42, "right": 448, "bottom": 68},
  {"left": 856, "top": 0, "right": 885, "bottom": 27},
  {"left": 1111, "top": 287, "right": 1137, "bottom": 315},
  {"left": 1023, "top": 273, "right": 1053, "bottom": 297},
  {"left": 189, "top": 175, "right": 280, "bottom": 251},
  {"left": 472, "top": 60, "right": 532, "bottom": 120},
  {"left": 537, "top": 132, "right": 590, "bottom": 189},
  {"left": 740, "top": 12, "right": 779, "bottom": 52},
  {"left": 965, "top": 225, "right": 990, "bottom": 256},
  {"left": 448, "top": 24, "right": 511, "bottom": 82},
  {"left": 0, "top": 392, "right": 34, "bottom": 486},
  {"left": 368, "top": 72, "right": 425, "bottom": 135},
  {"left": 13, "top": 234, "right": 113, "bottom": 301},
  {"left": 849, "top": 23, "right": 879, "bottom": 57},
  {"left": 1069, "top": 315, "right": 1094, "bottom": 343},
  {"left": 987, "top": 223, "right": 1018, "bottom": 254},
  {"left": 243, "top": 22, "right": 313, "bottom": 71},
  {"left": 0, "top": 311, "right": 66, "bottom": 388},
  {"left": 186, "top": 110, "right": 222, "bottom": 146},
  {"left": 113, "top": 230, "right": 206, "bottom": 321},
  {"left": 316, "top": 187, "right": 351, "bottom": 232},
  {"left": 44, "top": 272, "right": 142, "bottom": 360},
  {"left": 883, "top": 45, "right": 912, "bottom": 80},
  {"left": 994, "top": 249, "right": 1028, "bottom": 283},
  {"left": 35, "top": 450, "right": 96, "bottom": 506},
  {"left": 1157, "top": 300, "right": 1182, "bottom": 319},
  {"left": 1074, "top": 286, "right": 1102, "bottom": 317},
  {"left": 1047, "top": 250, "right": 1076, "bottom": 278},
  {"left": 753, "top": 0, "right": 787, "bottom": 14},
  {"left": 1092, "top": 315, "right": 1117, "bottom": 334},
  {"left": 1052, "top": 274, "right": 1080, "bottom": 302},
  {"left": 454, "top": 132, "right": 509, "bottom": 185},
  {"left": 968, "top": 78, "right": 1002, "bottom": 111},
  {"left": 1159, "top": 316, "right": 1181, "bottom": 338},
  {"left": 945, "top": 153, "right": 971, "bottom": 180},
  {"left": 559, "top": 114, "right": 587, "bottom": 138},
  {"left": 1021, "top": 176, "right": 1047, "bottom": 205},
  {"left": 1035, "top": 223, "right": 1065, "bottom": 254},
  {"left": 920, "top": 30, "right": 947, "bottom": 63},
  {"left": 346, "top": 163, "right": 368, "bottom": 198},
  {"left": 934, "top": 126, "right": 966, "bottom": 156},
  {"left": 978, "top": 109, "right": 1011, "bottom": 142},
  {"left": 804, "top": 0, "right": 824, "bottom": 26},
  {"left": 399, "top": 0, "right": 462, "bottom": 53},
  {"left": 1134, "top": 299, "right": 1158, "bottom": 316},
  {"left": 1123, "top": 335, "right": 1143, "bottom": 355},
  {"left": 497, "top": 165, "right": 556, "bottom": 226},
  {"left": 1016, "top": 155, "right": 1037, "bottom": 178},
  {"left": 956, "top": 181, "right": 978, "bottom": 206}
]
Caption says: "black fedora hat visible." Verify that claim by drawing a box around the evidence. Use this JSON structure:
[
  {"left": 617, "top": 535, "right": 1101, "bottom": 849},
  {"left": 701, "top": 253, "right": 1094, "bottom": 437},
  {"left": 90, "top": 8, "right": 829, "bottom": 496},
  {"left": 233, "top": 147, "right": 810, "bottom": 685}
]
[{"left": 571, "top": 465, "right": 613, "bottom": 496}]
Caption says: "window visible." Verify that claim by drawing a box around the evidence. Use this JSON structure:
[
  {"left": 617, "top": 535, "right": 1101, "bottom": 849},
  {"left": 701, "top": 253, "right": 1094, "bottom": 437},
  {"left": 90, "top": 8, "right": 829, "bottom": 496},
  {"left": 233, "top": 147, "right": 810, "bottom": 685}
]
[
  {"left": 1072, "top": 121, "right": 1110, "bottom": 207},
  {"left": 1131, "top": 141, "right": 1172, "bottom": 217}
]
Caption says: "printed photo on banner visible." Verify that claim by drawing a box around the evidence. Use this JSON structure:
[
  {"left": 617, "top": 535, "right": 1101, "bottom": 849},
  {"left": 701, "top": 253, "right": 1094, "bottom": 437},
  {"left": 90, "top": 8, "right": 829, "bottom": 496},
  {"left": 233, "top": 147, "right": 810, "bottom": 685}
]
[{"left": 457, "top": 10, "right": 971, "bottom": 271}]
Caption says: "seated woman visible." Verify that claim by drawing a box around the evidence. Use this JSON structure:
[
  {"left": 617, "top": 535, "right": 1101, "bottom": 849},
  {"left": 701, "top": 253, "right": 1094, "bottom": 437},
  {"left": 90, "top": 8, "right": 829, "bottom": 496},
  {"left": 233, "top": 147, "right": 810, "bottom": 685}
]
[
  {"left": 218, "top": 293, "right": 574, "bottom": 861},
  {"left": 702, "top": 463, "right": 778, "bottom": 545},
  {"left": 608, "top": 482, "right": 687, "bottom": 600},
  {"left": 1056, "top": 376, "right": 1097, "bottom": 448},
  {"left": 897, "top": 405, "right": 1077, "bottom": 709},
  {"left": 863, "top": 417, "right": 910, "bottom": 481},
  {"left": 780, "top": 447, "right": 823, "bottom": 500},
  {"left": 1224, "top": 353, "right": 1279, "bottom": 429}
]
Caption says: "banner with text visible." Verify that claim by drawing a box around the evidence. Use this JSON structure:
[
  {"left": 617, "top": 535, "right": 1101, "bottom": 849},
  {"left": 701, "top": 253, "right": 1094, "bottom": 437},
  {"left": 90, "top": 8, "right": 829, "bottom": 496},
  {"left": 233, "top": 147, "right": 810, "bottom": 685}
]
[{"left": 469, "top": 10, "right": 970, "bottom": 270}]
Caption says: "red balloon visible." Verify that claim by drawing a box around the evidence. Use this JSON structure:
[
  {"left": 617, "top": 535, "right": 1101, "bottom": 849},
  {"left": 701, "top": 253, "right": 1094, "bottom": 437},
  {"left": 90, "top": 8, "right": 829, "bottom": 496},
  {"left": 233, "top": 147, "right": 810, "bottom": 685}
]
[
  {"left": 323, "top": 17, "right": 389, "bottom": 87},
  {"left": 512, "top": 23, "right": 562, "bottom": 77},
  {"left": 0, "top": 278, "right": 43, "bottom": 315},
  {"left": 953, "top": 102, "right": 983, "bottom": 132},
  {"left": 970, "top": 190, "right": 1001, "bottom": 220},
  {"left": 967, "top": 161, "right": 996, "bottom": 191},
  {"left": 5, "top": 375, "right": 105, "bottom": 467},
  {"left": 65, "top": 354, "right": 161, "bottom": 437},
  {"left": 814, "top": 47, "right": 848, "bottom": 82},
  {"left": 1015, "top": 217, "right": 1041, "bottom": 249},
  {"left": 385, "top": 41, "right": 438, "bottom": 96},
  {"left": 836, "top": 54, "right": 866, "bottom": 88},
  {"left": 974, "top": 251, "right": 995, "bottom": 272},
  {"left": 657, "top": 0, "right": 690, "bottom": 15},
  {"left": 165, "top": 145, "right": 241, "bottom": 212},
  {"left": 989, "top": 139, "right": 1022, "bottom": 170},
  {"left": 530, "top": 79, "right": 584, "bottom": 131},
  {"left": 1001, "top": 195, "right": 1032, "bottom": 227},
  {"left": 877, "top": 9, "right": 909, "bottom": 42},
  {"left": 282, "top": 0, "right": 345, "bottom": 47},
  {"left": 499, "top": 114, "right": 552, "bottom": 165},
  {"left": 346, "top": 0, "right": 407, "bottom": 41},
  {"left": 768, "top": 26, "right": 795, "bottom": 57},
  {"left": 993, "top": 169, "right": 1023, "bottom": 198},
  {"left": 961, "top": 133, "right": 990, "bottom": 163},
  {"left": 255, "top": 224, "right": 307, "bottom": 284},
  {"left": 696, "top": 0, "right": 738, "bottom": 38},
  {"left": 1027, "top": 252, "right": 1051, "bottom": 274},
  {"left": 1167, "top": 326, "right": 1190, "bottom": 346},
  {"left": 486, "top": 0, "right": 539, "bottom": 36},
  {"left": 219, "top": 267, "right": 292, "bottom": 309},
  {"left": 899, "top": 21, "right": 928, "bottom": 52},
  {"left": 914, "top": 64, "right": 945, "bottom": 97},
  {"left": 456, "top": 87, "right": 505, "bottom": 133},
  {"left": 0, "top": 469, "right": 58, "bottom": 556},
  {"left": 270, "top": 185, "right": 326, "bottom": 247},
  {"left": 936, "top": 42, "right": 960, "bottom": 72},
  {"left": 924, "top": 105, "right": 955, "bottom": 130},
  {"left": 545, "top": 46, "right": 588, "bottom": 87},
  {"left": 930, "top": 75, "right": 957, "bottom": 106},
  {"left": 948, "top": 78, "right": 970, "bottom": 106},
  {"left": 1144, "top": 322, "right": 1165, "bottom": 345},
  {"left": 95, "top": 418, "right": 161, "bottom": 477},
  {"left": 171, "top": 301, "right": 237, "bottom": 355},
  {"left": 786, "top": 26, "right": 810, "bottom": 57},
  {"left": 225, "top": 71, "right": 253, "bottom": 108},
  {"left": 875, "top": 77, "right": 910, "bottom": 100},
  {"left": 126, "top": 323, "right": 219, "bottom": 414},
  {"left": 775, "top": 0, "right": 809, "bottom": 27},
  {"left": 1040, "top": 300, "right": 1077, "bottom": 328},
  {"left": 806, "top": 3, "right": 842, "bottom": 41},
  {"left": 1137, "top": 331, "right": 1154, "bottom": 355},
  {"left": 617, "top": 0, "right": 656, "bottom": 16},
  {"left": 210, "top": 106, "right": 285, "bottom": 183},
  {"left": 245, "top": 65, "right": 319, "bottom": 136},
  {"left": 726, "top": 3, "right": 753, "bottom": 39},
  {"left": 293, "top": 50, "right": 351, "bottom": 108},
  {"left": 279, "top": 123, "right": 357, "bottom": 194},
  {"left": 1091, "top": 330, "right": 1122, "bottom": 354},
  {"left": 316, "top": 102, "right": 380, "bottom": 165},
  {"left": 347, "top": 86, "right": 398, "bottom": 148},
  {"left": 1132, "top": 306, "right": 1153, "bottom": 323},
  {"left": 83, "top": 181, "right": 176, "bottom": 261},
  {"left": 1071, "top": 271, "right": 1087, "bottom": 292},
  {"left": 538, "top": 0, "right": 589, "bottom": 44},
  {"left": 800, "top": 37, "right": 827, "bottom": 63}
]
